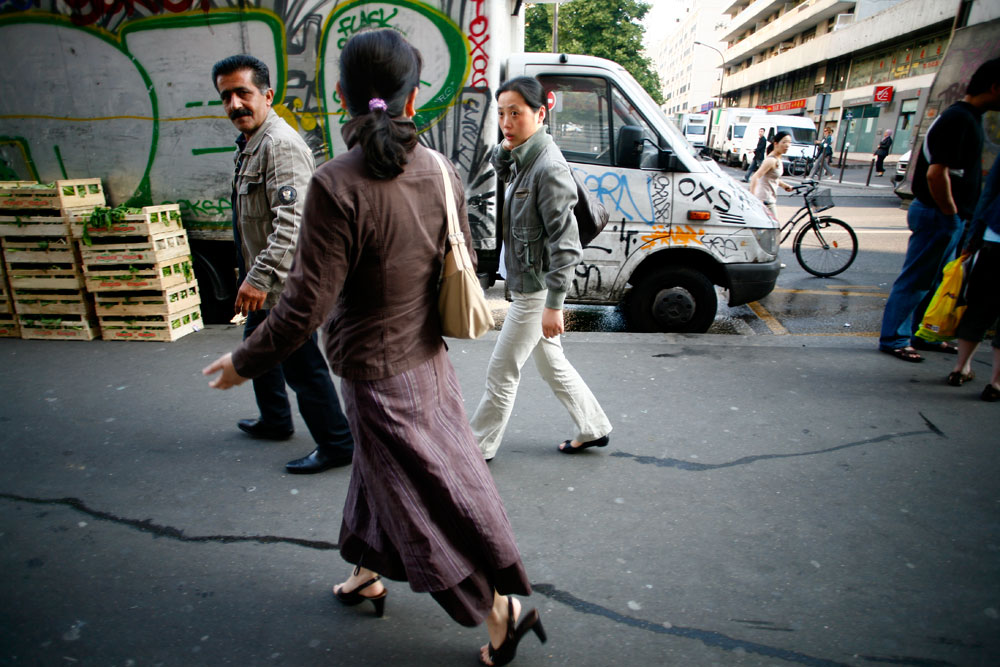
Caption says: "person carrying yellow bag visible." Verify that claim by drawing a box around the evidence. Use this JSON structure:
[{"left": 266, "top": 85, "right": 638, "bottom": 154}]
[{"left": 915, "top": 256, "right": 969, "bottom": 344}]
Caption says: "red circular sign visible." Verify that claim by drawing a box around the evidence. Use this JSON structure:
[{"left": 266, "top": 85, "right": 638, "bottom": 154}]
[{"left": 546, "top": 90, "right": 556, "bottom": 110}]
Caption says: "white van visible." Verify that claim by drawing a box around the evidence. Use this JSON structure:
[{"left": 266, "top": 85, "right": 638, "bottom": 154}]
[
  {"left": 710, "top": 107, "right": 766, "bottom": 165},
  {"left": 738, "top": 115, "right": 818, "bottom": 169},
  {"left": 680, "top": 113, "right": 711, "bottom": 147},
  {"left": 510, "top": 54, "right": 780, "bottom": 332}
]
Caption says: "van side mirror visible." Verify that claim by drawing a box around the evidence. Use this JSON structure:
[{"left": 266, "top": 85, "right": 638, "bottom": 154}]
[
  {"left": 657, "top": 148, "right": 684, "bottom": 172},
  {"left": 616, "top": 125, "right": 644, "bottom": 168}
]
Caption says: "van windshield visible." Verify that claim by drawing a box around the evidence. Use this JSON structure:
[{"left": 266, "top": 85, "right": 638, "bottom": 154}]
[
  {"left": 779, "top": 125, "right": 817, "bottom": 144},
  {"left": 733, "top": 125, "right": 747, "bottom": 138},
  {"left": 686, "top": 125, "right": 706, "bottom": 135}
]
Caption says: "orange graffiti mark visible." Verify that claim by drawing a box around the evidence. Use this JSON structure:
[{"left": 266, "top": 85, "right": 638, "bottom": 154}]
[{"left": 641, "top": 224, "right": 705, "bottom": 248}]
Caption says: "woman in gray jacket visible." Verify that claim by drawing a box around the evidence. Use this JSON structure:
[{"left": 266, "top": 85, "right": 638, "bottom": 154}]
[{"left": 470, "top": 76, "right": 612, "bottom": 461}]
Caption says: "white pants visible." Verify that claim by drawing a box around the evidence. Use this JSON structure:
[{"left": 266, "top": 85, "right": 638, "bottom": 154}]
[{"left": 470, "top": 290, "right": 612, "bottom": 459}]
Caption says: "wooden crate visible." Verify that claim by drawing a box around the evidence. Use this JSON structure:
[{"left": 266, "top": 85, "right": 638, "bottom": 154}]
[
  {"left": 99, "top": 305, "right": 202, "bottom": 342},
  {"left": 78, "top": 229, "right": 189, "bottom": 265},
  {"left": 13, "top": 289, "right": 92, "bottom": 315},
  {"left": 82, "top": 255, "right": 194, "bottom": 292},
  {"left": 0, "top": 312, "right": 19, "bottom": 337},
  {"left": 94, "top": 281, "right": 200, "bottom": 315},
  {"left": 0, "top": 180, "right": 105, "bottom": 211},
  {"left": 68, "top": 204, "right": 182, "bottom": 239},
  {"left": 18, "top": 313, "right": 99, "bottom": 341},
  {"left": 0, "top": 288, "right": 11, "bottom": 315},
  {"left": 6, "top": 263, "right": 84, "bottom": 290},
  {"left": 2, "top": 236, "right": 77, "bottom": 264},
  {"left": 0, "top": 214, "right": 71, "bottom": 237}
]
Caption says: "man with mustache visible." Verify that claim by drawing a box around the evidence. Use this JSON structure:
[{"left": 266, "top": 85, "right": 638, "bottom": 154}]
[{"left": 213, "top": 54, "right": 354, "bottom": 473}]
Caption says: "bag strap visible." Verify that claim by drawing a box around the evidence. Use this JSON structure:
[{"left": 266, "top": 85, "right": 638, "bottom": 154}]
[{"left": 429, "top": 150, "right": 473, "bottom": 272}]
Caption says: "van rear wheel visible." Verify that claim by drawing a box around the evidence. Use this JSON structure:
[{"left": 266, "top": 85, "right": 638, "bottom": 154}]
[{"left": 626, "top": 267, "right": 718, "bottom": 333}]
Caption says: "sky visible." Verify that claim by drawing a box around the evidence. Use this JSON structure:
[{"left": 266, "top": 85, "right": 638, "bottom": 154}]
[{"left": 642, "top": 0, "right": 689, "bottom": 48}]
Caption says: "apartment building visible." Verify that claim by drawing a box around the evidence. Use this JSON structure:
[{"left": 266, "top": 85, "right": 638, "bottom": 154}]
[
  {"left": 717, "top": 0, "right": 996, "bottom": 158},
  {"left": 650, "top": 0, "right": 732, "bottom": 120}
]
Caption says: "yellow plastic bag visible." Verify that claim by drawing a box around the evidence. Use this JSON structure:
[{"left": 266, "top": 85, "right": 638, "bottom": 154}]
[{"left": 916, "top": 256, "right": 967, "bottom": 343}]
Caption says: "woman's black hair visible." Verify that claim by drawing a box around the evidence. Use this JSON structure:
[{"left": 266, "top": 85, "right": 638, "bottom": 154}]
[
  {"left": 496, "top": 76, "right": 546, "bottom": 111},
  {"left": 338, "top": 29, "right": 422, "bottom": 179},
  {"left": 767, "top": 131, "right": 791, "bottom": 155}
]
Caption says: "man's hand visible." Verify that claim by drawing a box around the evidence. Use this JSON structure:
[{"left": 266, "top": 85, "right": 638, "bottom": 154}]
[
  {"left": 541, "top": 307, "right": 564, "bottom": 339},
  {"left": 234, "top": 281, "right": 267, "bottom": 316},
  {"left": 202, "top": 353, "right": 248, "bottom": 390}
]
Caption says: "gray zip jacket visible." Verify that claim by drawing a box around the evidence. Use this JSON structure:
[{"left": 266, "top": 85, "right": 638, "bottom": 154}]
[
  {"left": 493, "top": 126, "right": 581, "bottom": 309},
  {"left": 233, "top": 109, "right": 314, "bottom": 308}
]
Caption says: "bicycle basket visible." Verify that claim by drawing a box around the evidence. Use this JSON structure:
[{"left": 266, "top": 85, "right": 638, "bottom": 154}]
[{"left": 806, "top": 187, "right": 834, "bottom": 212}]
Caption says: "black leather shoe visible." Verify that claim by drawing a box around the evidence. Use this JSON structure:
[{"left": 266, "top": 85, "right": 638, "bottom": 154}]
[
  {"left": 286, "top": 448, "right": 353, "bottom": 474},
  {"left": 238, "top": 418, "right": 294, "bottom": 440}
]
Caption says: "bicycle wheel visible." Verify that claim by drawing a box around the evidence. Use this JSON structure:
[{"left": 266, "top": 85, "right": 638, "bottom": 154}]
[{"left": 793, "top": 217, "right": 858, "bottom": 277}]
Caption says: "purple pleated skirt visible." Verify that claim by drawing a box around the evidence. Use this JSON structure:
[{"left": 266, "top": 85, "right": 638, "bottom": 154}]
[{"left": 338, "top": 346, "right": 530, "bottom": 626}]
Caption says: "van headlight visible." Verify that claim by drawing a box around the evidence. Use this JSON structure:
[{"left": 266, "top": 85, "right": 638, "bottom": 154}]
[{"left": 752, "top": 227, "right": 778, "bottom": 257}]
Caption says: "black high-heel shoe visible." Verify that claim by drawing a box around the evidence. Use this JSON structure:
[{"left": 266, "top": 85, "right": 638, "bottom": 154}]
[
  {"left": 482, "top": 597, "right": 547, "bottom": 666},
  {"left": 333, "top": 566, "right": 387, "bottom": 618}
]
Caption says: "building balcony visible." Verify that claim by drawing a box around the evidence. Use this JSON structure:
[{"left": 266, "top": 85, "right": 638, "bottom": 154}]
[
  {"left": 721, "top": 0, "right": 956, "bottom": 94},
  {"left": 721, "top": 0, "right": 856, "bottom": 66}
]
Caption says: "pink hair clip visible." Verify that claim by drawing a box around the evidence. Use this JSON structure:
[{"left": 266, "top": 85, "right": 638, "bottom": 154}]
[{"left": 368, "top": 98, "right": 388, "bottom": 112}]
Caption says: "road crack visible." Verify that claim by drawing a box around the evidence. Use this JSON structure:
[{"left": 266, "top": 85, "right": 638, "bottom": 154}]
[{"left": 0, "top": 492, "right": 339, "bottom": 550}]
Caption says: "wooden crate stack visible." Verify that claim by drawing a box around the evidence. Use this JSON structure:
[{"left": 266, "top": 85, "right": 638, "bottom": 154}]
[
  {"left": 0, "top": 259, "right": 17, "bottom": 338},
  {"left": 0, "top": 179, "right": 105, "bottom": 340},
  {"left": 69, "top": 204, "right": 203, "bottom": 341}
]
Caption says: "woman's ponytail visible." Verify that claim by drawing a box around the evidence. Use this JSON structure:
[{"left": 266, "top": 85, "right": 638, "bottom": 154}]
[{"left": 338, "top": 30, "right": 422, "bottom": 180}]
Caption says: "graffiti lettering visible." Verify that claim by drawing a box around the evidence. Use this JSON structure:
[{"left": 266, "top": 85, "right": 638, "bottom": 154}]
[
  {"left": 700, "top": 235, "right": 738, "bottom": 257},
  {"left": 650, "top": 174, "right": 670, "bottom": 220},
  {"left": 469, "top": 0, "right": 490, "bottom": 89},
  {"left": 336, "top": 8, "right": 399, "bottom": 48},
  {"left": 63, "top": 0, "right": 211, "bottom": 27},
  {"left": 572, "top": 263, "right": 602, "bottom": 298},
  {"left": 163, "top": 198, "right": 232, "bottom": 220}
]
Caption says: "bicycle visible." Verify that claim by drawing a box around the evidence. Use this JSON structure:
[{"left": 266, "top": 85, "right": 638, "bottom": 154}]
[
  {"left": 786, "top": 155, "right": 814, "bottom": 177},
  {"left": 779, "top": 179, "right": 858, "bottom": 277}
]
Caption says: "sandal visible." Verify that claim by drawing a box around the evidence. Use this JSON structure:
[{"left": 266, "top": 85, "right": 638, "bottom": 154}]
[
  {"left": 558, "top": 434, "right": 610, "bottom": 454},
  {"left": 913, "top": 339, "right": 958, "bottom": 354},
  {"left": 982, "top": 384, "right": 1000, "bottom": 402},
  {"left": 480, "top": 597, "right": 546, "bottom": 667},
  {"left": 882, "top": 347, "right": 923, "bottom": 363},
  {"left": 333, "top": 566, "right": 387, "bottom": 617},
  {"left": 946, "top": 370, "right": 975, "bottom": 386}
]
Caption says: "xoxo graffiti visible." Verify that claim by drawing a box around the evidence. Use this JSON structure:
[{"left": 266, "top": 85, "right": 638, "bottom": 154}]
[{"left": 469, "top": 0, "right": 490, "bottom": 89}]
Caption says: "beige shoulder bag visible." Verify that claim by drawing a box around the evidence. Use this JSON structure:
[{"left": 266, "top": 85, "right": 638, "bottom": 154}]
[{"left": 430, "top": 151, "right": 495, "bottom": 339}]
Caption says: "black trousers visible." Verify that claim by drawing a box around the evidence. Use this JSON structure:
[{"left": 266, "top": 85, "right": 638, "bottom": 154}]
[{"left": 243, "top": 309, "right": 354, "bottom": 456}]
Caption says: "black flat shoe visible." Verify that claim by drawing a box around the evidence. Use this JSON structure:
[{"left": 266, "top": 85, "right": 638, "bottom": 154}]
[
  {"left": 286, "top": 448, "right": 352, "bottom": 474},
  {"left": 558, "top": 434, "right": 610, "bottom": 454},
  {"left": 333, "top": 566, "right": 387, "bottom": 617},
  {"left": 238, "top": 418, "right": 294, "bottom": 440},
  {"left": 481, "top": 597, "right": 546, "bottom": 666}
]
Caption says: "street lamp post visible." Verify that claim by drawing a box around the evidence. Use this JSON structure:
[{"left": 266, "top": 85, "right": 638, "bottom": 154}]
[{"left": 694, "top": 41, "right": 725, "bottom": 156}]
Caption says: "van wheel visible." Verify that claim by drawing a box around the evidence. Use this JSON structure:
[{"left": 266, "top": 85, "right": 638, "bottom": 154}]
[
  {"left": 741, "top": 155, "right": 748, "bottom": 170},
  {"left": 626, "top": 267, "right": 718, "bottom": 333}
]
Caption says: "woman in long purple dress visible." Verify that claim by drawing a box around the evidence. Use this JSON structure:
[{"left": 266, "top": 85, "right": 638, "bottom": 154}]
[{"left": 203, "top": 29, "right": 545, "bottom": 666}]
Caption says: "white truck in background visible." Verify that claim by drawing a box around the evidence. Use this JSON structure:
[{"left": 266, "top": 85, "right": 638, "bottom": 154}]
[
  {"left": 0, "top": 0, "right": 780, "bottom": 333},
  {"left": 709, "top": 107, "right": 766, "bottom": 165},
  {"left": 738, "top": 114, "right": 819, "bottom": 171},
  {"left": 679, "top": 113, "right": 711, "bottom": 148}
]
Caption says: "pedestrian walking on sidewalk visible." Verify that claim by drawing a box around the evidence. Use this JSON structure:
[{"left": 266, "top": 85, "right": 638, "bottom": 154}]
[
  {"left": 214, "top": 54, "right": 354, "bottom": 474},
  {"left": 204, "top": 30, "right": 544, "bottom": 667},
  {"left": 946, "top": 152, "right": 1000, "bottom": 402},
  {"left": 874, "top": 129, "right": 893, "bottom": 176},
  {"left": 743, "top": 127, "right": 767, "bottom": 182},
  {"left": 469, "top": 76, "right": 612, "bottom": 462},
  {"left": 809, "top": 126, "right": 835, "bottom": 180},
  {"left": 879, "top": 58, "right": 1000, "bottom": 363}
]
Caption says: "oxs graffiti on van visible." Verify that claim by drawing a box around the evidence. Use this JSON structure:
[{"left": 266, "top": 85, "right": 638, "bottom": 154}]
[{"left": 0, "top": 0, "right": 779, "bottom": 332}]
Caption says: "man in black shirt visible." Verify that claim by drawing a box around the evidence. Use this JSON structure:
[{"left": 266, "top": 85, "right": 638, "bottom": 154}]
[
  {"left": 743, "top": 128, "right": 768, "bottom": 182},
  {"left": 879, "top": 58, "right": 1000, "bottom": 362}
]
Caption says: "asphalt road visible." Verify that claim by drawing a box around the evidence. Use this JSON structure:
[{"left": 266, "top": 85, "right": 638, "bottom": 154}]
[{"left": 1, "top": 326, "right": 997, "bottom": 666}]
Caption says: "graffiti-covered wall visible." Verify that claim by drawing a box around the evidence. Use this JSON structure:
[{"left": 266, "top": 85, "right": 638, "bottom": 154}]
[{"left": 0, "top": 0, "right": 519, "bottom": 248}]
